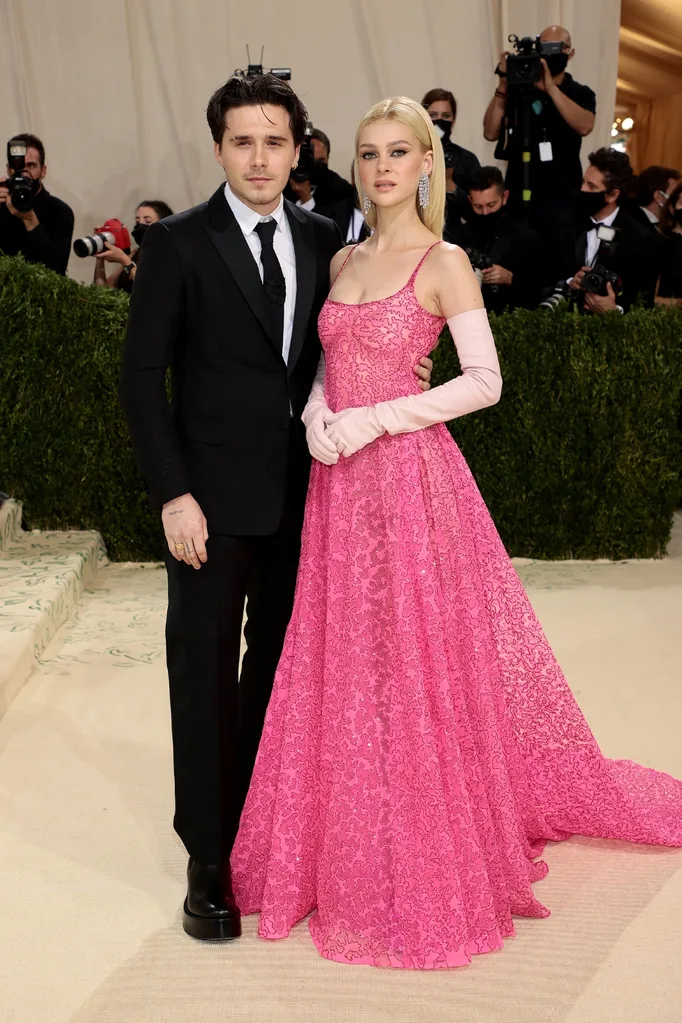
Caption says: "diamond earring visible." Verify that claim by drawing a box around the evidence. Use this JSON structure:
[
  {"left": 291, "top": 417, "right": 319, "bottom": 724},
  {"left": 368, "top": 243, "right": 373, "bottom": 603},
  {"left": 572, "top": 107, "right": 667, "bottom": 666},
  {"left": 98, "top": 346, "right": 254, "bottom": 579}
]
[
  {"left": 418, "top": 172, "right": 430, "bottom": 209},
  {"left": 362, "top": 191, "right": 371, "bottom": 215}
]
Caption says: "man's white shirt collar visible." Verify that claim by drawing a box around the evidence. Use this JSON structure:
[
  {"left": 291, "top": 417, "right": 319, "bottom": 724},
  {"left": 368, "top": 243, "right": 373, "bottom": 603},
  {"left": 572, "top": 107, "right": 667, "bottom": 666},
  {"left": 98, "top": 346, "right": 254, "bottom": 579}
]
[
  {"left": 224, "top": 180, "right": 286, "bottom": 234},
  {"left": 589, "top": 207, "right": 619, "bottom": 230}
]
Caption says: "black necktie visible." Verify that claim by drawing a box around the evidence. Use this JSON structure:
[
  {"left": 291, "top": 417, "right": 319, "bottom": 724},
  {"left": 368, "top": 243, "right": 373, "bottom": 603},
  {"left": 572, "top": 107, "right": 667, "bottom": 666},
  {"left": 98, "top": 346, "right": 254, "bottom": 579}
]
[{"left": 254, "top": 219, "right": 286, "bottom": 350}]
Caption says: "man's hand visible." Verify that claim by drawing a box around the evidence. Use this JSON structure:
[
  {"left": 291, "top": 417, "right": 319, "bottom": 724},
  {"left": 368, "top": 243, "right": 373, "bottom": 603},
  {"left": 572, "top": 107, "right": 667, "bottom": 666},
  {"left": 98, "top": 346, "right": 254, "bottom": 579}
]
[
  {"left": 584, "top": 282, "right": 618, "bottom": 315},
  {"left": 537, "top": 58, "right": 556, "bottom": 94},
  {"left": 162, "top": 493, "right": 208, "bottom": 569},
  {"left": 569, "top": 266, "right": 591, "bottom": 292},
  {"left": 413, "top": 356, "right": 433, "bottom": 391},
  {"left": 497, "top": 51, "right": 510, "bottom": 77},
  {"left": 482, "top": 264, "right": 513, "bottom": 287},
  {"left": 96, "top": 242, "right": 132, "bottom": 265},
  {"left": 4, "top": 192, "right": 39, "bottom": 230}
]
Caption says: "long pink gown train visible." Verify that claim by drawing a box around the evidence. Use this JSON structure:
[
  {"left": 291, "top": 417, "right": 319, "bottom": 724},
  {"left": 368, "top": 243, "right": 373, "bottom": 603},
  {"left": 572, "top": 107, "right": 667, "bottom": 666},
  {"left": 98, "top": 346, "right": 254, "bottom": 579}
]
[{"left": 230, "top": 244, "right": 682, "bottom": 969}]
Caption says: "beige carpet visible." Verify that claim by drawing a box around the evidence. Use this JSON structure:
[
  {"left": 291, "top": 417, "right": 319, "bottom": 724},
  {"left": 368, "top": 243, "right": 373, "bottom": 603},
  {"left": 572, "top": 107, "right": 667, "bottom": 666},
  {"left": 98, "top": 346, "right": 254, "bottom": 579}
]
[{"left": 1, "top": 525, "right": 682, "bottom": 1023}]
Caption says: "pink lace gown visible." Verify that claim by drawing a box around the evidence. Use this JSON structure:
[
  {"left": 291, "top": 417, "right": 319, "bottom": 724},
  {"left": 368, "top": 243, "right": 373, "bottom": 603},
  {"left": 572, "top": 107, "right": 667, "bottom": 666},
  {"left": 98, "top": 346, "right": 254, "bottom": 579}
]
[{"left": 231, "top": 244, "right": 682, "bottom": 969}]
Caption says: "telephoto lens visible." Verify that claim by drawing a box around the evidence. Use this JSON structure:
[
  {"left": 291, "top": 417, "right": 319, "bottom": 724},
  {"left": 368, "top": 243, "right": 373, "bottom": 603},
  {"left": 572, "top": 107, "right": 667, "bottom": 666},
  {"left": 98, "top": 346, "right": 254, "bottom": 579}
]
[{"left": 73, "top": 231, "right": 116, "bottom": 258}]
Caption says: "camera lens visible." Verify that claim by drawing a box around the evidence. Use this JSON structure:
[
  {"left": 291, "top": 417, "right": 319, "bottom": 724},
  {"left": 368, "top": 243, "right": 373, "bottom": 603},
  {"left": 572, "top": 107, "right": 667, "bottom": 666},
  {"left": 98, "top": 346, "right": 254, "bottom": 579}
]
[{"left": 10, "top": 181, "right": 34, "bottom": 213}]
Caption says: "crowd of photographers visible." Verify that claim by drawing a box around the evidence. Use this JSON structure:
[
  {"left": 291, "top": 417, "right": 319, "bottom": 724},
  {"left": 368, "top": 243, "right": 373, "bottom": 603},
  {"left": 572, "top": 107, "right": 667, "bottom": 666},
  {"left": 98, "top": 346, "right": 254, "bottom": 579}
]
[{"left": 2, "top": 24, "right": 682, "bottom": 312}]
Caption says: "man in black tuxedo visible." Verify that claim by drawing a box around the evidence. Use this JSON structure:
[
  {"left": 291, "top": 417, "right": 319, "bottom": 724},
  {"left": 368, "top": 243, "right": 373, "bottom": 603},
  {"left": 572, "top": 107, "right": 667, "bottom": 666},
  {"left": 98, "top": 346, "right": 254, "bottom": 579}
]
[
  {"left": 119, "top": 74, "right": 431, "bottom": 943},
  {"left": 552, "top": 147, "right": 659, "bottom": 314},
  {"left": 630, "top": 165, "right": 680, "bottom": 235}
]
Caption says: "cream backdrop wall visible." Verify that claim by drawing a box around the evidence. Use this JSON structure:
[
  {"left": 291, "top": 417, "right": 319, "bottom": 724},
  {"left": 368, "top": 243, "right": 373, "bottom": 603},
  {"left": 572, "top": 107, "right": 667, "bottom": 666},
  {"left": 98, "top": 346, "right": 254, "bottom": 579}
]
[{"left": 0, "top": 0, "right": 620, "bottom": 283}]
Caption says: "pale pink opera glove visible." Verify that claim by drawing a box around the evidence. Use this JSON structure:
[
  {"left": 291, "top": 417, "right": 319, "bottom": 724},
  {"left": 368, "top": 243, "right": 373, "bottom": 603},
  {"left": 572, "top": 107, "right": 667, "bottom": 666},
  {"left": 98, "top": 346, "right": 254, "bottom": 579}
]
[
  {"left": 301, "top": 354, "right": 339, "bottom": 465},
  {"left": 324, "top": 308, "right": 502, "bottom": 458}
]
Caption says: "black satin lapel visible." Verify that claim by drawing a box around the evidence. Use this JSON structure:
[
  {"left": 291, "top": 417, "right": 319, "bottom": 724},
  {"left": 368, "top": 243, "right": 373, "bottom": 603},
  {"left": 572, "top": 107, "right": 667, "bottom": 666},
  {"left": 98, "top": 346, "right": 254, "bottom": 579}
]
[
  {"left": 286, "top": 206, "right": 317, "bottom": 375},
  {"left": 575, "top": 231, "right": 588, "bottom": 270},
  {"left": 205, "top": 218, "right": 283, "bottom": 359}
]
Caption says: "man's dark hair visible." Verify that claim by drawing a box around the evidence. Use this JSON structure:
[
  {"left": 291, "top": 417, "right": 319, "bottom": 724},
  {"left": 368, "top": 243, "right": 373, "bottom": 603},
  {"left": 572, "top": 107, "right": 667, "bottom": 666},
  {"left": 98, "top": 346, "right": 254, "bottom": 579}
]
[
  {"left": 635, "top": 165, "right": 681, "bottom": 207},
  {"left": 9, "top": 133, "right": 46, "bottom": 167},
  {"left": 588, "top": 147, "right": 634, "bottom": 196},
  {"left": 660, "top": 180, "right": 682, "bottom": 237},
  {"left": 206, "top": 75, "right": 308, "bottom": 147},
  {"left": 468, "top": 165, "right": 505, "bottom": 195},
  {"left": 137, "top": 199, "right": 174, "bottom": 220},
  {"left": 421, "top": 88, "right": 458, "bottom": 121},
  {"left": 310, "top": 128, "right": 331, "bottom": 156}
]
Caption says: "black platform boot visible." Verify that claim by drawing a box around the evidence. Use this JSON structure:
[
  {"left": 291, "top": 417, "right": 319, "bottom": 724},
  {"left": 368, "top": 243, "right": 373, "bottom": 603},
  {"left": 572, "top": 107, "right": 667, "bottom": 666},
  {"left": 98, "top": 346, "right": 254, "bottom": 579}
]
[{"left": 182, "top": 858, "right": 242, "bottom": 941}]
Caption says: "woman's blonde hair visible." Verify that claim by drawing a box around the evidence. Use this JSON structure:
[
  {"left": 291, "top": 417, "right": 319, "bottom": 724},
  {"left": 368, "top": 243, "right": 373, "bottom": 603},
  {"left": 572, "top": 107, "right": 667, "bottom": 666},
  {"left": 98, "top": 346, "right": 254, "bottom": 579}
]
[{"left": 354, "top": 96, "right": 446, "bottom": 239}]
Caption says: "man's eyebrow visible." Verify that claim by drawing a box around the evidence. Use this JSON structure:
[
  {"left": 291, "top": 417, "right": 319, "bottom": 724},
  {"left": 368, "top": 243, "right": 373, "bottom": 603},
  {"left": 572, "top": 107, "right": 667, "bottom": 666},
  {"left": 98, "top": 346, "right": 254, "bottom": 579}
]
[{"left": 230, "top": 133, "right": 289, "bottom": 142}]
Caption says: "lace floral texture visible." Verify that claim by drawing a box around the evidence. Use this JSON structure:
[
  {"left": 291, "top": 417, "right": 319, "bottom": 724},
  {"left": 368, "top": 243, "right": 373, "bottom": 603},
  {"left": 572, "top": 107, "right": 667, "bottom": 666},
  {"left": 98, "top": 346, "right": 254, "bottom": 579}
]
[{"left": 230, "top": 247, "right": 682, "bottom": 969}]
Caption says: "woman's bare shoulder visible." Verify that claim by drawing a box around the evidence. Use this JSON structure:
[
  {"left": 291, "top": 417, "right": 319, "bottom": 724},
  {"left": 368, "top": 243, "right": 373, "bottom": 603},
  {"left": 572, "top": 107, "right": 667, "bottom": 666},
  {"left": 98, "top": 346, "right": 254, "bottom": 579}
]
[
  {"left": 429, "top": 242, "right": 483, "bottom": 317},
  {"left": 329, "top": 244, "right": 356, "bottom": 283}
]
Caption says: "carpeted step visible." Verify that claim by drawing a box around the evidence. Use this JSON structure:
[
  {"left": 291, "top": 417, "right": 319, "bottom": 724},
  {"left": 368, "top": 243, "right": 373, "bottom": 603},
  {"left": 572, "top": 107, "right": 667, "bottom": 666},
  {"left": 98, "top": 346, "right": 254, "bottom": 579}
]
[{"left": 0, "top": 500, "right": 106, "bottom": 719}]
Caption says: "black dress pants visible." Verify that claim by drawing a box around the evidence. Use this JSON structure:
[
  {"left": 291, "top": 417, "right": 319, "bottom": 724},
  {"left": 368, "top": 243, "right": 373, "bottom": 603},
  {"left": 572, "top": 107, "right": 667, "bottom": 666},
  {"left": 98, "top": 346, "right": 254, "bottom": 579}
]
[{"left": 164, "top": 445, "right": 307, "bottom": 865}]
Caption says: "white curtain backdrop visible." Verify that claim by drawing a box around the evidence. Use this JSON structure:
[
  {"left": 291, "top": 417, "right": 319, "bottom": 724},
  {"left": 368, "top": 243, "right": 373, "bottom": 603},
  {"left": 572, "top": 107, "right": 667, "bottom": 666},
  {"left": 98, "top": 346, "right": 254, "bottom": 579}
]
[{"left": 0, "top": 0, "right": 620, "bottom": 282}]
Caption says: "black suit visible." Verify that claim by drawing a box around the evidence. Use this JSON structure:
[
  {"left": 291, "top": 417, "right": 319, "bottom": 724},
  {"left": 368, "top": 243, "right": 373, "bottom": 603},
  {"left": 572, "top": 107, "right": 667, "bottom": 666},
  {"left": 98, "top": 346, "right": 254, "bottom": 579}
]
[
  {"left": 551, "top": 208, "right": 659, "bottom": 311},
  {"left": 450, "top": 214, "right": 542, "bottom": 313},
  {"left": 316, "top": 195, "right": 370, "bottom": 243},
  {"left": 119, "top": 185, "right": 342, "bottom": 863}
]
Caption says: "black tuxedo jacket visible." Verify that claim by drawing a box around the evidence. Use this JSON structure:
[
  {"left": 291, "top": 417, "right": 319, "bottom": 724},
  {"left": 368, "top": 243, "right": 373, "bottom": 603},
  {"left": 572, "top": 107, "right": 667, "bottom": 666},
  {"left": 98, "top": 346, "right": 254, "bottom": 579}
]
[
  {"left": 315, "top": 195, "right": 370, "bottom": 243},
  {"left": 450, "top": 215, "right": 542, "bottom": 313},
  {"left": 551, "top": 208, "right": 659, "bottom": 311},
  {"left": 119, "top": 186, "right": 342, "bottom": 535}
]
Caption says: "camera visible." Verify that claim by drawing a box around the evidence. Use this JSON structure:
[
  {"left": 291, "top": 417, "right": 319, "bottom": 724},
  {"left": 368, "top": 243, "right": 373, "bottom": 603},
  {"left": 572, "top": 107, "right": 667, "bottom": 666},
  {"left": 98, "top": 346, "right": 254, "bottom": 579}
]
[
  {"left": 580, "top": 225, "right": 621, "bottom": 296},
  {"left": 540, "top": 280, "right": 573, "bottom": 311},
  {"left": 465, "top": 246, "right": 501, "bottom": 292},
  {"left": 2, "top": 140, "right": 38, "bottom": 213},
  {"left": 73, "top": 218, "right": 131, "bottom": 258},
  {"left": 505, "top": 34, "right": 564, "bottom": 89},
  {"left": 233, "top": 46, "right": 291, "bottom": 81},
  {"left": 290, "top": 121, "right": 319, "bottom": 185}
]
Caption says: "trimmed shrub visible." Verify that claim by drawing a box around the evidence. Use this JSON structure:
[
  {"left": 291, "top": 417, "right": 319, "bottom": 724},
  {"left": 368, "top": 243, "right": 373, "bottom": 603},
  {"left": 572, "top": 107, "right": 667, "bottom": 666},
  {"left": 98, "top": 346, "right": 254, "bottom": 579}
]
[{"left": 1, "top": 255, "right": 681, "bottom": 560}]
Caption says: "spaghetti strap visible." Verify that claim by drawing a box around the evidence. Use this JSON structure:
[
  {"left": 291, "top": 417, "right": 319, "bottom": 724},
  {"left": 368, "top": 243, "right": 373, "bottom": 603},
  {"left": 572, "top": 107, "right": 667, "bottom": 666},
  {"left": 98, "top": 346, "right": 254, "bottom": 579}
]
[
  {"left": 407, "top": 241, "right": 442, "bottom": 286},
  {"left": 330, "top": 244, "right": 359, "bottom": 288}
]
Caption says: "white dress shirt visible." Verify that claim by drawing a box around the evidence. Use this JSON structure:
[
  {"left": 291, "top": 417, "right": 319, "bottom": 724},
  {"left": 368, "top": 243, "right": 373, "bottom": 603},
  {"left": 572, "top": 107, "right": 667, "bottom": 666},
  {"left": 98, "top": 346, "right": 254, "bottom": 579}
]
[
  {"left": 585, "top": 206, "right": 620, "bottom": 266},
  {"left": 640, "top": 205, "right": 659, "bottom": 226},
  {"left": 296, "top": 193, "right": 316, "bottom": 213},
  {"left": 346, "top": 208, "right": 366, "bottom": 243},
  {"left": 223, "top": 181, "right": 297, "bottom": 364}
]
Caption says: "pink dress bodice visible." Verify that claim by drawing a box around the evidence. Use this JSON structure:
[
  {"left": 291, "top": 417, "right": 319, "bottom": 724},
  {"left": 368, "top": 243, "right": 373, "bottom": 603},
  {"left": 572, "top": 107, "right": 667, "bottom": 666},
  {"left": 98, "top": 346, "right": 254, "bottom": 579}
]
[{"left": 318, "top": 244, "right": 445, "bottom": 412}]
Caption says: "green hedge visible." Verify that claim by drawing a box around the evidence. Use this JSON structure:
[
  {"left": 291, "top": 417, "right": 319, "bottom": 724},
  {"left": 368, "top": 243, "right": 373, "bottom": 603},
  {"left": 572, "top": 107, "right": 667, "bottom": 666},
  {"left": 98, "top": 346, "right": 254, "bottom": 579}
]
[{"left": 1, "top": 254, "right": 681, "bottom": 561}]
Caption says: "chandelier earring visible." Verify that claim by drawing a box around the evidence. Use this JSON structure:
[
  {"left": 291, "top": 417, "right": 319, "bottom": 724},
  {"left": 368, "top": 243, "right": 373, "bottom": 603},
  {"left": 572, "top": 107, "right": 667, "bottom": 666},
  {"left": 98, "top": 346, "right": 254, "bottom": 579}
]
[
  {"left": 362, "top": 191, "right": 372, "bottom": 215},
  {"left": 418, "top": 172, "right": 430, "bottom": 209}
]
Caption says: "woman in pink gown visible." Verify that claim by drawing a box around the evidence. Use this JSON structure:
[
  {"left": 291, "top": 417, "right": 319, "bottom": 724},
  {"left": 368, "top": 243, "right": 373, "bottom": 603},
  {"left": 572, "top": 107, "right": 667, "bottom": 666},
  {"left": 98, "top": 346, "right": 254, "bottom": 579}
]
[{"left": 230, "top": 97, "right": 682, "bottom": 969}]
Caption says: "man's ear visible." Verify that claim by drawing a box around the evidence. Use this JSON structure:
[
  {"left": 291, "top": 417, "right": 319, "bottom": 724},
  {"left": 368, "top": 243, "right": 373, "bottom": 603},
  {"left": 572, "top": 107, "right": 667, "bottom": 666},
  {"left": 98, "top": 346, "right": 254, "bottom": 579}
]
[
  {"left": 568, "top": 48, "right": 575, "bottom": 61},
  {"left": 40, "top": 164, "right": 47, "bottom": 181},
  {"left": 213, "top": 142, "right": 224, "bottom": 169},
  {"left": 502, "top": 189, "right": 510, "bottom": 204},
  {"left": 292, "top": 143, "right": 301, "bottom": 171}
]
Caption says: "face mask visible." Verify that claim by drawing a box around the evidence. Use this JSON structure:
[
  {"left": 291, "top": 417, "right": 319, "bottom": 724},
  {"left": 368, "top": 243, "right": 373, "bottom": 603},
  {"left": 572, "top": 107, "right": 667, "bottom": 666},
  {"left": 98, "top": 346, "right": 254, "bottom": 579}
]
[
  {"left": 431, "top": 119, "right": 453, "bottom": 142},
  {"left": 132, "top": 223, "right": 149, "bottom": 247},
  {"left": 674, "top": 208, "right": 682, "bottom": 226},
  {"left": 474, "top": 206, "right": 505, "bottom": 232},
  {"left": 577, "top": 189, "right": 608, "bottom": 218},
  {"left": 545, "top": 53, "right": 569, "bottom": 77},
  {"left": 657, "top": 191, "right": 669, "bottom": 208}
]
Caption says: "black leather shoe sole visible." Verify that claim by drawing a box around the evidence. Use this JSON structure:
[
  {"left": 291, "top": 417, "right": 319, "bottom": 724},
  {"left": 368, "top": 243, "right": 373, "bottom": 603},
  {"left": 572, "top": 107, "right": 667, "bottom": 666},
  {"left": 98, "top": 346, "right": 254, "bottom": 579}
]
[{"left": 182, "top": 899, "right": 242, "bottom": 941}]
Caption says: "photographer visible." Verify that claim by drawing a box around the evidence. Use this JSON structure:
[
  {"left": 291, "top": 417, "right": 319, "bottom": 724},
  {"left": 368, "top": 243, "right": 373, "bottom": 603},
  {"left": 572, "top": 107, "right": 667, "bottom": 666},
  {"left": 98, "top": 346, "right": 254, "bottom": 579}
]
[
  {"left": 92, "top": 200, "right": 173, "bottom": 293},
  {"left": 0, "top": 134, "right": 74, "bottom": 275},
  {"left": 286, "top": 126, "right": 353, "bottom": 211},
  {"left": 483, "top": 26, "right": 595, "bottom": 231},
  {"left": 422, "top": 89, "right": 480, "bottom": 193},
  {"left": 555, "top": 148, "right": 657, "bottom": 315},
  {"left": 631, "top": 165, "right": 681, "bottom": 233},
  {"left": 450, "top": 166, "right": 541, "bottom": 313},
  {"left": 655, "top": 182, "right": 682, "bottom": 306}
]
